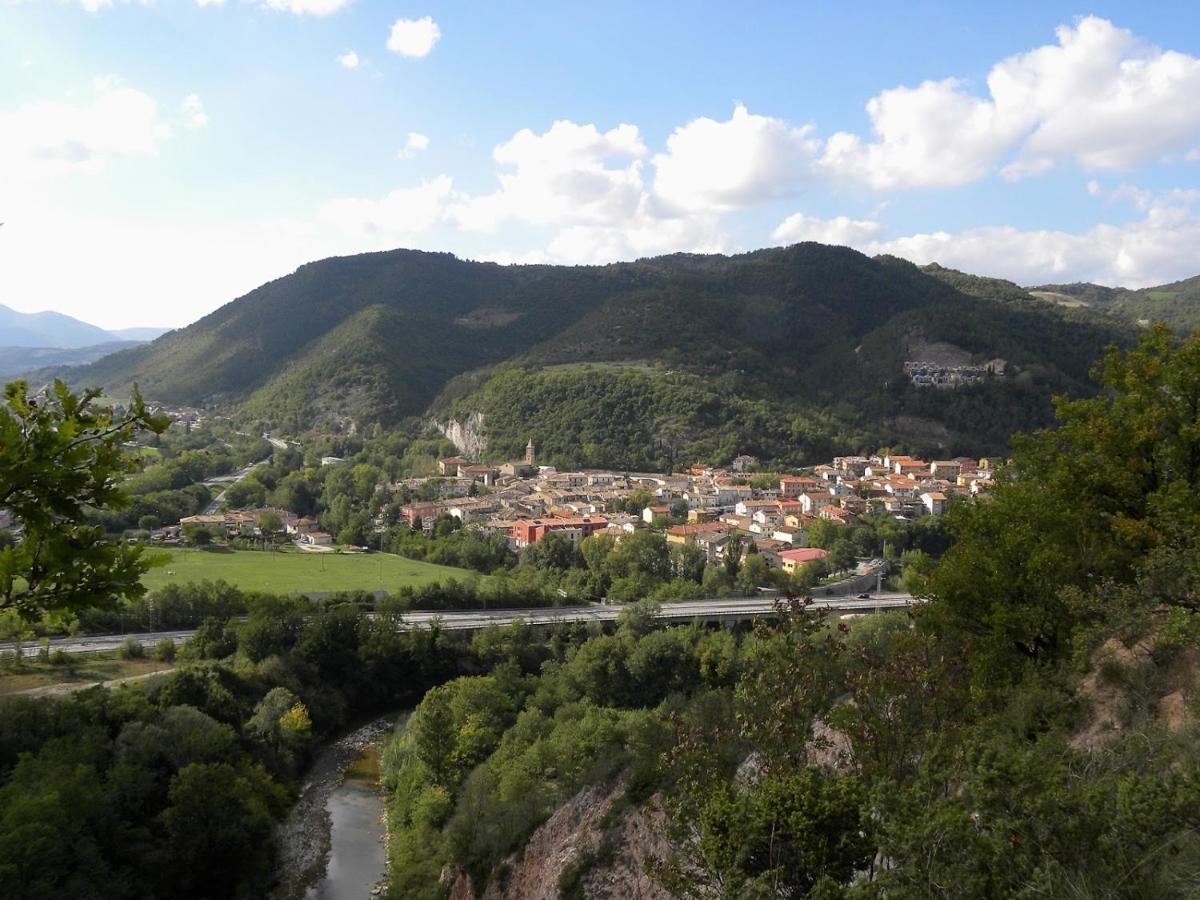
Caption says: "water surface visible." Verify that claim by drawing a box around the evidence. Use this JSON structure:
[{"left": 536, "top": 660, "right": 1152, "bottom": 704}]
[{"left": 304, "top": 743, "right": 387, "bottom": 900}]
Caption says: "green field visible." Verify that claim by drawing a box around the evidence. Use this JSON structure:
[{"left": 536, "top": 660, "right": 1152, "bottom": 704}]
[{"left": 141, "top": 548, "right": 477, "bottom": 594}]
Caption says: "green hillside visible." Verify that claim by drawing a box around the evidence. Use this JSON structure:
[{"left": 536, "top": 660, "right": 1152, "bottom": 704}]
[
  {"left": 1031, "top": 275, "right": 1200, "bottom": 333},
  {"left": 438, "top": 253, "right": 1130, "bottom": 463},
  {"left": 64, "top": 244, "right": 1134, "bottom": 458}
]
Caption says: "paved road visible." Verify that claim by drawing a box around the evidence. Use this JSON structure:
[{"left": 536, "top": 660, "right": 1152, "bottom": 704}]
[
  {"left": 0, "top": 594, "right": 916, "bottom": 658},
  {"left": 201, "top": 459, "right": 267, "bottom": 515}
]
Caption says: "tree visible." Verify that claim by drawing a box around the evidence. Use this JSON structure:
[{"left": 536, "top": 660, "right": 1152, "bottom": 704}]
[
  {"left": 931, "top": 325, "right": 1200, "bottom": 680},
  {"left": 258, "top": 512, "right": 282, "bottom": 540},
  {"left": 158, "top": 762, "right": 284, "bottom": 899},
  {"left": 694, "top": 769, "right": 872, "bottom": 896},
  {"left": 828, "top": 537, "right": 857, "bottom": 573},
  {"left": 181, "top": 523, "right": 213, "bottom": 547},
  {"left": 0, "top": 380, "right": 168, "bottom": 620}
]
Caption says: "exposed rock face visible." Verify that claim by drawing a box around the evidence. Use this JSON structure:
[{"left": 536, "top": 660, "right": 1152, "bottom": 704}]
[
  {"left": 449, "top": 777, "right": 672, "bottom": 900},
  {"left": 437, "top": 412, "right": 487, "bottom": 459}
]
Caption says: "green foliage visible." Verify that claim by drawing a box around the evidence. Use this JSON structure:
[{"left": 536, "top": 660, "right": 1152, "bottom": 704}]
[
  {"left": 695, "top": 768, "right": 872, "bottom": 897},
  {"left": 931, "top": 325, "right": 1200, "bottom": 685},
  {"left": 1034, "top": 273, "right": 1200, "bottom": 335},
  {"left": 117, "top": 637, "right": 145, "bottom": 660},
  {"left": 0, "top": 380, "right": 168, "bottom": 620}
]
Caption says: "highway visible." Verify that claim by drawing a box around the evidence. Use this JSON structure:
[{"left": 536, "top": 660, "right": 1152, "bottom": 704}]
[
  {"left": 0, "top": 594, "right": 916, "bottom": 659},
  {"left": 201, "top": 459, "right": 267, "bottom": 515}
]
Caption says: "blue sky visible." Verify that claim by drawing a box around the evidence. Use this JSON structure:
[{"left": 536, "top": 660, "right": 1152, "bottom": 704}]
[{"left": 1, "top": 1, "right": 1199, "bottom": 328}]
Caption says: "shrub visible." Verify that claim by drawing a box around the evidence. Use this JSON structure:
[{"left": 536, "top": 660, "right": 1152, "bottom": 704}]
[
  {"left": 155, "top": 639, "right": 177, "bottom": 662},
  {"left": 119, "top": 637, "right": 147, "bottom": 660}
]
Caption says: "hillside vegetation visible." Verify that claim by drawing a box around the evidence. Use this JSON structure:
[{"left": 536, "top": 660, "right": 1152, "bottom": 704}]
[
  {"left": 1032, "top": 274, "right": 1200, "bottom": 333},
  {"left": 379, "top": 324, "right": 1200, "bottom": 899},
  {"left": 65, "top": 244, "right": 1132, "bottom": 461}
]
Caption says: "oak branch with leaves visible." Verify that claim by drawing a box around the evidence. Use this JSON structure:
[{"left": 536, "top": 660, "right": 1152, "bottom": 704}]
[{"left": 0, "top": 380, "right": 169, "bottom": 620}]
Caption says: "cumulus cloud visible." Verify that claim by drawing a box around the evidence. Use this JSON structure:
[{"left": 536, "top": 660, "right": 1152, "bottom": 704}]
[
  {"left": 387, "top": 16, "right": 441, "bottom": 58},
  {"left": 874, "top": 209, "right": 1200, "bottom": 288},
  {"left": 0, "top": 77, "right": 171, "bottom": 180},
  {"left": 398, "top": 132, "right": 429, "bottom": 159},
  {"left": 544, "top": 214, "right": 726, "bottom": 265},
  {"left": 444, "top": 118, "right": 731, "bottom": 263},
  {"left": 773, "top": 188, "right": 1200, "bottom": 288},
  {"left": 772, "top": 212, "right": 885, "bottom": 246},
  {"left": 180, "top": 94, "right": 207, "bottom": 130},
  {"left": 652, "top": 105, "right": 819, "bottom": 212},
  {"left": 260, "top": 0, "right": 351, "bottom": 14},
  {"left": 318, "top": 175, "right": 455, "bottom": 242},
  {"left": 820, "top": 16, "right": 1200, "bottom": 189},
  {"left": 448, "top": 120, "right": 648, "bottom": 230},
  {"left": 337, "top": 50, "right": 360, "bottom": 69}
]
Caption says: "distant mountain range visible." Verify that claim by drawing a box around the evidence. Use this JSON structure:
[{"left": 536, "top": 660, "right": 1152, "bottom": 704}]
[
  {"left": 0, "top": 303, "right": 167, "bottom": 349},
  {"left": 0, "top": 304, "right": 169, "bottom": 379},
  {"left": 56, "top": 244, "right": 1182, "bottom": 464}
]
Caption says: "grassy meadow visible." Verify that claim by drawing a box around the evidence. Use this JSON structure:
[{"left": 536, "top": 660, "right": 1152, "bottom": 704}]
[{"left": 141, "top": 548, "right": 476, "bottom": 594}]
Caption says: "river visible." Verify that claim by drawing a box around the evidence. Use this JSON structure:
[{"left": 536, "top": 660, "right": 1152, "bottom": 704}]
[{"left": 272, "top": 714, "right": 401, "bottom": 900}]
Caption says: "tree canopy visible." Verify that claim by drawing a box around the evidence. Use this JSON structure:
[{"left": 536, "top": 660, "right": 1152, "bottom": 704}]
[{"left": 0, "top": 380, "right": 168, "bottom": 620}]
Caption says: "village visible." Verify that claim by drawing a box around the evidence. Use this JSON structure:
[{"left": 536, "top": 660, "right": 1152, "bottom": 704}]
[{"left": 178, "top": 438, "right": 994, "bottom": 577}]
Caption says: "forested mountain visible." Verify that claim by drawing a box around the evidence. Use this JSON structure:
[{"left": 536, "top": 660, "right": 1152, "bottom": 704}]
[
  {"left": 1031, "top": 274, "right": 1200, "bottom": 333},
  {"left": 65, "top": 244, "right": 1136, "bottom": 461}
]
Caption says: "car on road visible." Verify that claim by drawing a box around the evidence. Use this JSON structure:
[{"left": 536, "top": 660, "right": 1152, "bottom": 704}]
[{"left": 857, "top": 592, "right": 871, "bottom": 599}]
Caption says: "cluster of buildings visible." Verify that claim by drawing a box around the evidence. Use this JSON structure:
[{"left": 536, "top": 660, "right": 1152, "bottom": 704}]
[
  {"left": 904, "top": 359, "right": 1007, "bottom": 388},
  {"left": 177, "top": 507, "right": 333, "bottom": 547},
  {"left": 377, "top": 444, "right": 995, "bottom": 572}
]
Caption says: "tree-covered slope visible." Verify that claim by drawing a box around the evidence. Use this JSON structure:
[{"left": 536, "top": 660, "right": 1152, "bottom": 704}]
[
  {"left": 1031, "top": 275, "right": 1200, "bottom": 333},
  {"left": 437, "top": 252, "right": 1130, "bottom": 463},
  {"left": 71, "top": 249, "right": 642, "bottom": 419},
  {"left": 66, "top": 244, "right": 1131, "bottom": 449}
]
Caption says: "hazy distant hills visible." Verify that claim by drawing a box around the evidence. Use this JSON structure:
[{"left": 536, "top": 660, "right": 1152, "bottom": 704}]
[
  {"left": 0, "top": 303, "right": 117, "bottom": 349},
  {"left": 59, "top": 244, "right": 1150, "bottom": 461},
  {"left": 0, "top": 341, "right": 146, "bottom": 379},
  {"left": 0, "top": 303, "right": 169, "bottom": 379}
]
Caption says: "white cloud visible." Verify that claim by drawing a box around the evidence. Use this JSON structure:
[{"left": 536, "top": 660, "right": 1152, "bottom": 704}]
[
  {"left": 318, "top": 175, "right": 455, "bottom": 242},
  {"left": 180, "top": 94, "right": 207, "bottom": 130},
  {"left": 820, "top": 76, "right": 1025, "bottom": 189},
  {"left": 652, "top": 104, "right": 819, "bottom": 213},
  {"left": 194, "top": 0, "right": 225, "bottom": 6},
  {"left": 544, "top": 214, "right": 726, "bottom": 265},
  {"left": 260, "top": 0, "right": 351, "bottom": 15},
  {"left": 78, "top": 0, "right": 153, "bottom": 12},
  {"left": 771, "top": 212, "right": 885, "bottom": 247},
  {"left": 446, "top": 118, "right": 734, "bottom": 263},
  {"left": 820, "top": 16, "right": 1200, "bottom": 189},
  {"left": 448, "top": 120, "right": 648, "bottom": 231},
  {"left": 337, "top": 50, "right": 360, "bottom": 69},
  {"left": 0, "top": 77, "right": 171, "bottom": 181},
  {"left": 387, "top": 16, "right": 441, "bottom": 58},
  {"left": 775, "top": 188, "right": 1200, "bottom": 289},
  {"left": 398, "top": 131, "right": 429, "bottom": 159}
]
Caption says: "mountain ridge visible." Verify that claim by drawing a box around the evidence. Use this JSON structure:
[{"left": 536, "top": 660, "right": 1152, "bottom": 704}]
[{"left": 55, "top": 243, "right": 1146, "bottom": 462}]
